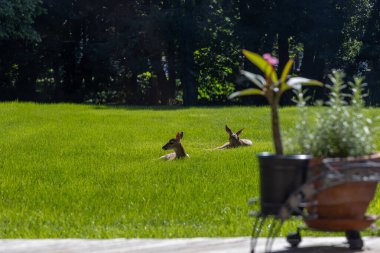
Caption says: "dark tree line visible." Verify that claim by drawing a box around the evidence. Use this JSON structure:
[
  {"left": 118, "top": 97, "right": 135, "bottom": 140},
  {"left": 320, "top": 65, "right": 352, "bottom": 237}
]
[{"left": 1, "top": 0, "right": 380, "bottom": 105}]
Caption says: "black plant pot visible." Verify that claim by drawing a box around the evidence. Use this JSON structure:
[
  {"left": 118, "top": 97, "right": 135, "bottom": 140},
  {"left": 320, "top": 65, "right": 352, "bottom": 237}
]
[{"left": 258, "top": 152, "right": 312, "bottom": 216}]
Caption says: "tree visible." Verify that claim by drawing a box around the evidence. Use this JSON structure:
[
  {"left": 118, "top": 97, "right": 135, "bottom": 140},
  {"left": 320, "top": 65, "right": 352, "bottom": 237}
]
[
  {"left": 359, "top": 0, "right": 380, "bottom": 104},
  {"left": 0, "top": 0, "right": 43, "bottom": 41},
  {"left": 0, "top": 0, "right": 43, "bottom": 101},
  {"left": 0, "top": 0, "right": 380, "bottom": 105}
]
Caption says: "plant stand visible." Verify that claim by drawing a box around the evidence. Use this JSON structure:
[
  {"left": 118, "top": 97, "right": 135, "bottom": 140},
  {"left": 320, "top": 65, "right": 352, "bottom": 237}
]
[
  {"left": 249, "top": 157, "right": 380, "bottom": 253},
  {"left": 285, "top": 226, "right": 367, "bottom": 250}
]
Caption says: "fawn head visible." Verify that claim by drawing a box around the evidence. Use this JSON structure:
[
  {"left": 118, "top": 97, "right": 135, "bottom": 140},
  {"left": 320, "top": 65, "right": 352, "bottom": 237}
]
[
  {"left": 225, "top": 125, "right": 244, "bottom": 146},
  {"left": 162, "top": 132, "right": 183, "bottom": 151}
]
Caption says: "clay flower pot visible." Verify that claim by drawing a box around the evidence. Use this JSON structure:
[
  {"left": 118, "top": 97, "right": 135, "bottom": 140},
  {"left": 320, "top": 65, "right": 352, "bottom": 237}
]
[{"left": 304, "top": 153, "right": 380, "bottom": 230}]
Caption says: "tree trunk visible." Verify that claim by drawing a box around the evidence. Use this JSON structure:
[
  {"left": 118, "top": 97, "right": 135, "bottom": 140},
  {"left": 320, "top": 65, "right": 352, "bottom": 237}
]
[
  {"left": 166, "top": 40, "right": 177, "bottom": 103},
  {"left": 181, "top": 44, "right": 197, "bottom": 106},
  {"left": 151, "top": 52, "right": 169, "bottom": 104},
  {"left": 300, "top": 42, "right": 316, "bottom": 78},
  {"left": 278, "top": 31, "right": 290, "bottom": 73},
  {"left": 278, "top": 31, "right": 293, "bottom": 105},
  {"left": 62, "top": 18, "right": 83, "bottom": 102},
  {"left": 126, "top": 73, "right": 138, "bottom": 104},
  {"left": 62, "top": 40, "right": 77, "bottom": 100},
  {"left": 179, "top": 0, "right": 198, "bottom": 106},
  {"left": 149, "top": 76, "right": 160, "bottom": 105},
  {"left": 16, "top": 62, "right": 37, "bottom": 101}
]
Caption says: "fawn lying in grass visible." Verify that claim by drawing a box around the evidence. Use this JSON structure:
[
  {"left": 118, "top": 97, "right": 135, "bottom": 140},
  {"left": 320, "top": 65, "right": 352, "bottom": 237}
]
[
  {"left": 161, "top": 132, "right": 190, "bottom": 160},
  {"left": 215, "top": 125, "right": 253, "bottom": 150}
]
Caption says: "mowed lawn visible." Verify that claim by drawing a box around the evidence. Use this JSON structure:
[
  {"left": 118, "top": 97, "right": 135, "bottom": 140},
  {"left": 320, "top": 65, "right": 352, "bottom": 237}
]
[{"left": 0, "top": 102, "right": 379, "bottom": 238}]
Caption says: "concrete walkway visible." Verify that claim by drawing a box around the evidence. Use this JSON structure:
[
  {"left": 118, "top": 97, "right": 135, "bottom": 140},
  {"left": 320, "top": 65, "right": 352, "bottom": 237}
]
[{"left": 0, "top": 237, "right": 379, "bottom": 253}]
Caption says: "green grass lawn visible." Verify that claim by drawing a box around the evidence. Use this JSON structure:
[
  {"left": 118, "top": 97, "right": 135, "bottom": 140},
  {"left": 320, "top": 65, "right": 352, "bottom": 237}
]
[{"left": 0, "top": 102, "right": 379, "bottom": 238}]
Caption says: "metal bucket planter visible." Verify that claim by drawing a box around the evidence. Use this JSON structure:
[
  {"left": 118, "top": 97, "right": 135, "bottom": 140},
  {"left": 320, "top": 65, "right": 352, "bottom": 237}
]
[{"left": 258, "top": 152, "right": 312, "bottom": 215}]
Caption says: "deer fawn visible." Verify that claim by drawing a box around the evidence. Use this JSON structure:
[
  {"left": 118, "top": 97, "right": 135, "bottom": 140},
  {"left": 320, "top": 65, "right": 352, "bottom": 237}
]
[
  {"left": 215, "top": 125, "right": 253, "bottom": 149},
  {"left": 161, "top": 132, "right": 189, "bottom": 160}
]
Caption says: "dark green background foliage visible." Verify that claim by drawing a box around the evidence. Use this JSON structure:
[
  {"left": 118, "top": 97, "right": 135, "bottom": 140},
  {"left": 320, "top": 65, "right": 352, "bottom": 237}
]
[{"left": 0, "top": 0, "right": 380, "bottom": 105}]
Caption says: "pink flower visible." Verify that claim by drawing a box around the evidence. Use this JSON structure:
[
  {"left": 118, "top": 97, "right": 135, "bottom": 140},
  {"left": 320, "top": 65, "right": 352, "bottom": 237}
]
[{"left": 263, "top": 53, "right": 279, "bottom": 66}]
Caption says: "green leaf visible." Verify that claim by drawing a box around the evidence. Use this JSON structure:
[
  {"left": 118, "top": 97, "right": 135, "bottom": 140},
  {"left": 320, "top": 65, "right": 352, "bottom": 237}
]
[
  {"left": 240, "top": 70, "right": 265, "bottom": 88},
  {"left": 283, "top": 77, "right": 323, "bottom": 91},
  {"left": 242, "top": 49, "right": 278, "bottom": 84},
  {"left": 228, "top": 88, "right": 264, "bottom": 99},
  {"left": 280, "top": 59, "right": 294, "bottom": 83}
]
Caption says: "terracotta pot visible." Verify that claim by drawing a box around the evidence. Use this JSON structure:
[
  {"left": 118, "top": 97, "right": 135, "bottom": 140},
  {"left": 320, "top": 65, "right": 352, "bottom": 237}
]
[
  {"left": 305, "top": 154, "right": 380, "bottom": 230},
  {"left": 306, "top": 181, "right": 377, "bottom": 219},
  {"left": 304, "top": 216, "right": 377, "bottom": 232}
]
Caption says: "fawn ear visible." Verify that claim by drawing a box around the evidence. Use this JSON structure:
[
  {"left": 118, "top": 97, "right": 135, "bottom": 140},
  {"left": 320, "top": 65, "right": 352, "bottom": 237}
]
[
  {"left": 176, "top": 132, "right": 183, "bottom": 141},
  {"left": 236, "top": 128, "right": 244, "bottom": 136},
  {"left": 225, "top": 125, "right": 233, "bottom": 135}
]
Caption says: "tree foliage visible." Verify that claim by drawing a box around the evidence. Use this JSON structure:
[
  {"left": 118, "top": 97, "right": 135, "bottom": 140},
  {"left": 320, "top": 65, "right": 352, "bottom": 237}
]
[
  {"left": 0, "top": 0, "right": 43, "bottom": 41},
  {"left": 0, "top": 0, "right": 379, "bottom": 105}
]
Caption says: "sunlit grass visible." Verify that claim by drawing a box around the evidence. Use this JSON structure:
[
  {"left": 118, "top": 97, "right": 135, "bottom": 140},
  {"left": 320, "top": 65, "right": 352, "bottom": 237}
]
[{"left": 0, "top": 102, "right": 378, "bottom": 238}]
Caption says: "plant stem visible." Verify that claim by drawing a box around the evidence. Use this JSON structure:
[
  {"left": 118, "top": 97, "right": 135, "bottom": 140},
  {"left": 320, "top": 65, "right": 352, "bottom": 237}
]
[{"left": 271, "top": 102, "right": 283, "bottom": 155}]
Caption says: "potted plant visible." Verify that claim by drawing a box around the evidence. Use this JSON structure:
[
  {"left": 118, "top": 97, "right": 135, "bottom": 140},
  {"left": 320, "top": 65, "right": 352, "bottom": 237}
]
[
  {"left": 229, "top": 50, "right": 322, "bottom": 215},
  {"left": 286, "top": 70, "right": 379, "bottom": 234}
]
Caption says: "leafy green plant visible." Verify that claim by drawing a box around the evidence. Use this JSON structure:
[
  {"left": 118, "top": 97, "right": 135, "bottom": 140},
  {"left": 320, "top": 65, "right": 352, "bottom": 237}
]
[
  {"left": 195, "top": 48, "right": 237, "bottom": 104},
  {"left": 229, "top": 49, "right": 322, "bottom": 155},
  {"left": 287, "top": 70, "right": 376, "bottom": 157},
  {"left": 283, "top": 89, "right": 314, "bottom": 155}
]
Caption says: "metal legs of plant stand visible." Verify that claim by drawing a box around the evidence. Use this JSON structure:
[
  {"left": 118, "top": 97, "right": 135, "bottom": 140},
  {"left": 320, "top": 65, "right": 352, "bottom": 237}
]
[
  {"left": 266, "top": 218, "right": 284, "bottom": 252},
  {"left": 250, "top": 214, "right": 284, "bottom": 253},
  {"left": 345, "top": 230, "right": 364, "bottom": 250},
  {"left": 250, "top": 215, "right": 265, "bottom": 253}
]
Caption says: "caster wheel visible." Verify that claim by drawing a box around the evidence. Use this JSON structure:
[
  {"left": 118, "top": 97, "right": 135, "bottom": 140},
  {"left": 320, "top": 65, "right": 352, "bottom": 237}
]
[
  {"left": 286, "top": 232, "right": 301, "bottom": 248},
  {"left": 345, "top": 230, "right": 364, "bottom": 250}
]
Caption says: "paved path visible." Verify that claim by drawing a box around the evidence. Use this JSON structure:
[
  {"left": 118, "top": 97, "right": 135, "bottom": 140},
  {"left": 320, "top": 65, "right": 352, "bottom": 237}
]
[{"left": 0, "top": 237, "right": 379, "bottom": 253}]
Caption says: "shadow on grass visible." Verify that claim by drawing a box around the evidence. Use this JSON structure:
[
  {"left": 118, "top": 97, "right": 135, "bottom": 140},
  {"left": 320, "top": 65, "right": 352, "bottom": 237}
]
[{"left": 90, "top": 104, "right": 249, "bottom": 111}]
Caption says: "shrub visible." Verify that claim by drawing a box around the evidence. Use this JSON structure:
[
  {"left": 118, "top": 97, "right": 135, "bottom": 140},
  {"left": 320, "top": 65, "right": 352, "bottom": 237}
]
[{"left": 286, "top": 70, "right": 376, "bottom": 157}]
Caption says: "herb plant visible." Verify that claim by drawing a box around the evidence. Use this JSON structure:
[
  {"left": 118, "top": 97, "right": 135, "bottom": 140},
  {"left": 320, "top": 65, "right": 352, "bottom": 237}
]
[{"left": 287, "top": 70, "right": 376, "bottom": 157}]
